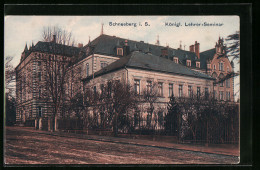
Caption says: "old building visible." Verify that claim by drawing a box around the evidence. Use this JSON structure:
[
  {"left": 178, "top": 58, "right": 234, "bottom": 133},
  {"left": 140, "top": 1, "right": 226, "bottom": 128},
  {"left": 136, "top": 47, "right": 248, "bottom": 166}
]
[
  {"left": 15, "top": 33, "right": 234, "bottom": 128},
  {"left": 15, "top": 36, "right": 81, "bottom": 127}
]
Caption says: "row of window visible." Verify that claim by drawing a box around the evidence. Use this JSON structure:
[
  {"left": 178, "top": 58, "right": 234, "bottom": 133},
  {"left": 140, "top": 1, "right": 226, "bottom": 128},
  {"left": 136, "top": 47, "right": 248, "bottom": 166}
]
[
  {"left": 85, "top": 62, "right": 108, "bottom": 77},
  {"left": 134, "top": 80, "right": 209, "bottom": 98},
  {"left": 210, "top": 63, "right": 230, "bottom": 72},
  {"left": 185, "top": 60, "right": 200, "bottom": 68},
  {"left": 214, "top": 91, "right": 231, "bottom": 101},
  {"left": 216, "top": 79, "right": 231, "bottom": 88}
]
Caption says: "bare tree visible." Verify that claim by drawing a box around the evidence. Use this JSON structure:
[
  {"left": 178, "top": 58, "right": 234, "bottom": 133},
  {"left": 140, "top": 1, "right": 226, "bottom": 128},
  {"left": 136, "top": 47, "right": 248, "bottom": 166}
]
[
  {"left": 226, "top": 31, "right": 240, "bottom": 62},
  {"left": 142, "top": 82, "right": 159, "bottom": 130},
  {"left": 42, "top": 26, "right": 76, "bottom": 46},
  {"left": 5, "top": 56, "right": 16, "bottom": 125},
  {"left": 5, "top": 56, "right": 16, "bottom": 95},
  {"left": 96, "top": 80, "right": 138, "bottom": 136},
  {"left": 175, "top": 92, "right": 239, "bottom": 144},
  {"left": 44, "top": 51, "right": 70, "bottom": 131}
]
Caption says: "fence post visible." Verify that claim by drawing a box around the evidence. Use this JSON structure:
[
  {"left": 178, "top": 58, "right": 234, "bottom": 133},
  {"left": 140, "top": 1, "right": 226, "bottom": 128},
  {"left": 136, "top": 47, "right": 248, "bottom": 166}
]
[
  {"left": 35, "top": 119, "right": 38, "bottom": 129},
  {"left": 48, "top": 117, "right": 51, "bottom": 131},
  {"left": 55, "top": 116, "right": 58, "bottom": 131},
  {"left": 205, "top": 121, "right": 208, "bottom": 147},
  {"left": 39, "top": 118, "right": 42, "bottom": 130}
]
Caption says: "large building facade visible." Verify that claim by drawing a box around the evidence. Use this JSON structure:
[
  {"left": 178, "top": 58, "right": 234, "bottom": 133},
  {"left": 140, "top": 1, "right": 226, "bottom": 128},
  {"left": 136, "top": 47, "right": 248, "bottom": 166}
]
[{"left": 15, "top": 33, "right": 234, "bottom": 127}]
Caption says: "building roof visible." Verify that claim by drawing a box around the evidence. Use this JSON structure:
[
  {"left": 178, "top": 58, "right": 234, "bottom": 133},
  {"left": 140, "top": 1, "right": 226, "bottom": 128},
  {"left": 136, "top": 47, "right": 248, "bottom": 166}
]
[
  {"left": 32, "top": 41, "right": 81, "bottom": 57},
  {"left": 21, "top": 41, "right": 81, "bottom": 60},
  {"left": 83, "top": 51, "right": 214, "bottom": 81},
  {"left": 84, "top": 34, "right": 214, "bottom": 69},
  {"left": 200, "top": 48, "right": 216, "bottom": 68}
]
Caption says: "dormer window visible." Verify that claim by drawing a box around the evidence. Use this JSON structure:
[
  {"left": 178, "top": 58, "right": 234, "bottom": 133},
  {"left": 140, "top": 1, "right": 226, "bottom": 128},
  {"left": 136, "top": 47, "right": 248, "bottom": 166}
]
[
  {"left": 196, "top": 61, "right": 200, "bottom": 68},
  {"left": 173, "top": 57, "right": 178, "bottom": 64},
  {"left": 186, "top": 60, "right": 191, "bottom": 67},
  {"left": 117, "top": 48, "right": 123, "bottom": 56}
]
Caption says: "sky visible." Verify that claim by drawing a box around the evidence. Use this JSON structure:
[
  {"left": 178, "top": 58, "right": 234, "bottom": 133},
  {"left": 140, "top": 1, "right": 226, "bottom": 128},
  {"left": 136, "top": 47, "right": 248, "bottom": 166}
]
[{"left": 4, "top": 16, "right": 240, "bottom": 99}]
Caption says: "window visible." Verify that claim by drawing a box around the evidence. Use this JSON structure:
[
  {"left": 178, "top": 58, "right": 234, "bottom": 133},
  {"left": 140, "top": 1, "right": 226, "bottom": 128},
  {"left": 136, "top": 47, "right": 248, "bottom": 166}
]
[
  {"left": 205, "top": 87, "right": 209, "bottom": 99},
  {"left": 146, "top": 80, "right": 152, "bottom": 92},
  {"left": 101, "top": 62, "right": 108, "bottom": 69},
  {"left": 226, "top": 91, "right": 231, "bottom": 101},
  {"left": 178, "top": 85, "right": 183, "bottom": 98},
  {"left": 38, "top": 72, "right": 41, "bottom": 81},
  {"left": 93, "top": 86, "right": 97, "bottom": 95},
  {"left": 174, "top": 57, "right": 178, "bottom": 64},
  {"left": 220, "top": 81, "right": 224, "bottom": 87},
  {"left": 226, "top": 79, "right": 231, "bottom": 88},
  {"left": 134, "top": 79, "right": 140, "bottom": 95},
  {"left": 169, "top": 83, "right": 173, "bottom": 97},
  {"left": 38, "top": 106, "right": 42, "bottom": 117},
  {"left": 227, "top": 67, "right": 230, "bottom": 72},
  {"left": 38, "top": 61, "right": 41, "bottom": 66},
  {"left": 219, "top": 73, "right": 224, "bottom": 87},
  {"left": 39, "top": 87, "right": 41, "bottom": 98},
  {"left": 197, "top": 87, "right": 201, "bottom": 98},
  {"left": 219, "top": 62, "right": 224, "bottom": 71},
  {"left": 213, "top": 90, "right": 217, "bottom": 99},
  {"left": 86, "top": 63, "right": 89, "bottom": 76},
  {"left": 219, "top": 91, "right": 224, "bottom": 101},
  {"left": 196, "top": 62, "right": 200, "bottom": 68},
  {"left": 213, "top": 64, "right": 216, "bottom": 70},
  {"left": 107, "top": 82, "right": 112, "bottom": 97},
  {"left": 207, "top": 64, "right": 211, "bottom": 69},
  {"left": 186, "top": 60, "right": 191, "bottom": 67},
  {"left": 188, "top": 85, "right": 193, "bottom": 98},
  {"left": 117, "top": 48, "right": 123, "bottom": 56},
  {"left": 158, "top": 82, "right": 163, "bottom": 97},
  {"left": 100, "top": 84, "right": 104, "bottom": 95}
]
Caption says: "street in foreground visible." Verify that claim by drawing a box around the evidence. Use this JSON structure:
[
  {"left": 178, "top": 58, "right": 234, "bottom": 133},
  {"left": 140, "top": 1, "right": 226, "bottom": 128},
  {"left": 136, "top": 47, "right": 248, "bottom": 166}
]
[{"left": 4, "top": 127, "right": 239, "bottom": 164}]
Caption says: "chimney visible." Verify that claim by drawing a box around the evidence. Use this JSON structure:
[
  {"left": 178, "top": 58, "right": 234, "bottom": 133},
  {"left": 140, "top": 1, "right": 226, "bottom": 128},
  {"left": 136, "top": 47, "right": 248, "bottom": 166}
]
[
  {"left": 123, "top": 40, "right": 130, "bottom": 56},
  {"left": 52, "top": 35, "right": 56, "bottom": 43},
  {"left": 78, "top": 43, "right": 83, "bottom": 48},
  {"left": 189, "top": 45, "right": 195, "bottom": 52},
  {"left": 195, "top": 41, "right": 200, "bottom": 59},
  {"left": 124, "top": 40, "right": 128, "bottom": 46}
]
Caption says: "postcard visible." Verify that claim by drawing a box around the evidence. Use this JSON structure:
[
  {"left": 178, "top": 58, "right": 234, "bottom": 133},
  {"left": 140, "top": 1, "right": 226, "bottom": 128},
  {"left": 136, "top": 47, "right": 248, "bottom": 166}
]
[{"left": 5, "top": 14, "right": 240, "bottom": 165}]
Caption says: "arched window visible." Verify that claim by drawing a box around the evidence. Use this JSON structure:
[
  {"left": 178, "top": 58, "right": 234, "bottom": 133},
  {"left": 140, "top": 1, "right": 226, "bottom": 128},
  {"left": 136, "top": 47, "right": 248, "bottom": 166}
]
[
  {"left": 212, "top": 72, "right": 217, "bottom": 78},
  {"left": 219, "top": 62, "right": 224, "bottom": 71}
]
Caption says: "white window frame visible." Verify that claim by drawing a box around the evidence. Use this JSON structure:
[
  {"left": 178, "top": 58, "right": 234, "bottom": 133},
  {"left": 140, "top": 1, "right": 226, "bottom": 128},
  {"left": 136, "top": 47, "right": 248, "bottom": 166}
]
[
  {"left": 158, "top": 82, "right": 163, "bottom": 97},
  {"left": 178, "top": 85, "right": 183, "bottom": 98},
  {"left": 146, "top": 80, "right": 152, "bottom": 92},
  {"left": 226, "top": 91, "right": 231, "bottom": 101},
  {"left": 219, "top": 91, "right": 224, "bottom": 101},
  {"left": 196, "top": 61, "right": 200, "bottom": 68},
  {"left": 174, "top": 57, "right": 179, "bottom": 64},
  {"left": 187, "top": 60, "right": 191, "bottom": 67},
  {"left": 219, "top": 62, "right": 224, "bottom": 71},
  {"left": 134, "top": 79, "right": 140, "bottom": 95},
  {"left": 117, "top": 48, "right": 123, "bottom": 56},
  {"left": 169, "top": 83, "right": 173, "bottom": 97},
  {"left": 188, "top": 85, "right": 192, "bottom": 98}
]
